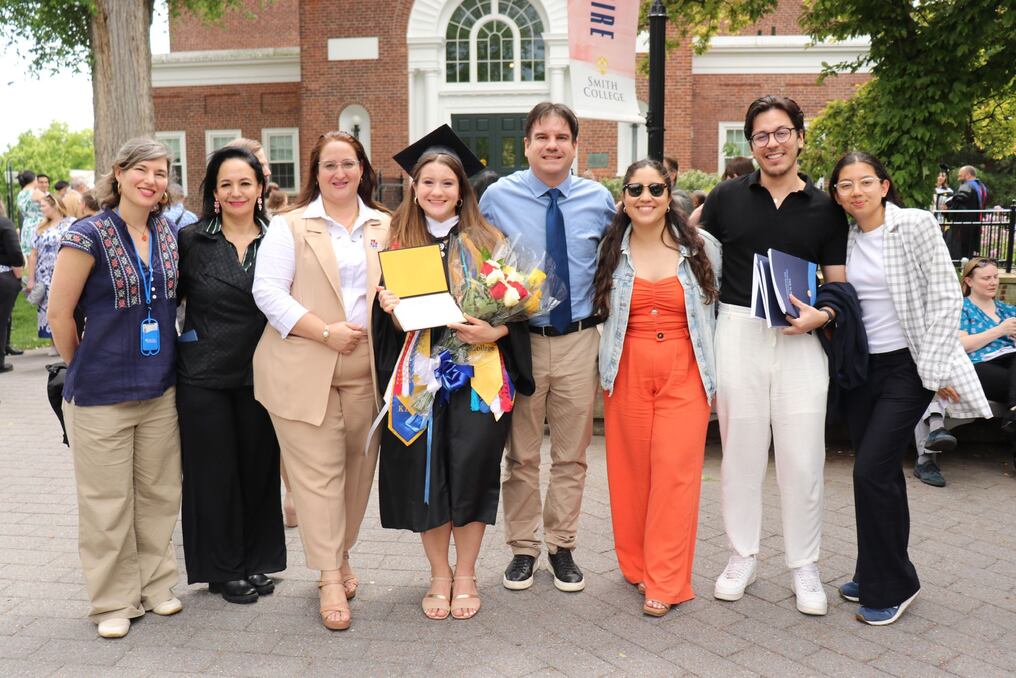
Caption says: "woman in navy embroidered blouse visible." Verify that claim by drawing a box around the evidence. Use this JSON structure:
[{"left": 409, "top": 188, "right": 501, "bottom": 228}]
[{"left": 47, "top": 137, "right": 184, "bottom": 640}]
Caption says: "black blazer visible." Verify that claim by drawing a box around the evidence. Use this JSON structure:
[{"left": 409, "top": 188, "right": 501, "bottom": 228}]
[
  {"left": 0, "top": 216, "right": 25, "bottom": 268},
  {"left": 176, "top": 219, "right": 267, "bottom": 388}
]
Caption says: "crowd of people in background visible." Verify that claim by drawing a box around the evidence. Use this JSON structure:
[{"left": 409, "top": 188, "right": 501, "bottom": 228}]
[{"left": 2, "top": 93, "right": 1012, "bottom": 643}]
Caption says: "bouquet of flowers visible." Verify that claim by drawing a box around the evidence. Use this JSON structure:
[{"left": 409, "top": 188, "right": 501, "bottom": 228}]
[{"left": 403, "top": 234, "right": 563, "bottom": 418}]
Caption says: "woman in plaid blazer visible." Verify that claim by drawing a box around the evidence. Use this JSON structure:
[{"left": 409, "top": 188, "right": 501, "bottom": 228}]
[{"left": 825, "top": 151, "right": 989, "bottom": 627}]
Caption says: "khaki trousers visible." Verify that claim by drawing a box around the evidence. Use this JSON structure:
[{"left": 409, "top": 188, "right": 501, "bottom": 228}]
[
  {"left": 64, "top": 388, "right": 181, "bottom": 624},
  {"left": 503, "top": 327, "right": 599, "bottom": 556},
  {"left": 269, "top": 342, "right": 378, "bottom": 571}
]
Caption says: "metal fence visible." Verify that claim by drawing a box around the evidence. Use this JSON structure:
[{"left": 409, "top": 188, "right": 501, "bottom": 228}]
[{"left": 933, "top": 202, "right": 1016, "bottom": 271}]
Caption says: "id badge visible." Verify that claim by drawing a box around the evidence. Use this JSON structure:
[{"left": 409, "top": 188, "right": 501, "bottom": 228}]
[{"left": 140, "top": 317, "right": 161, "bottom": 356}]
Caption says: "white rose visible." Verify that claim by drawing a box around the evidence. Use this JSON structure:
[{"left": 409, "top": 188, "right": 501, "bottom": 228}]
[
  {"left": 506, "top": 270, "right": 526, "bottom": 284},
  {"left": 503, "top": 285, "right": 521, "bottom": 307},
  {"left": 485, "top": 269, "right": 505, "bottom": 286}
]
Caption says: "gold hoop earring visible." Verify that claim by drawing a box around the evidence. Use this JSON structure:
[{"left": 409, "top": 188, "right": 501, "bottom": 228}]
[
  {"left": 456, "top": 199, "right": 463, "bottom": 207},
  {"left": 666, "top": 205, "right": 671, "bottom": 213}
]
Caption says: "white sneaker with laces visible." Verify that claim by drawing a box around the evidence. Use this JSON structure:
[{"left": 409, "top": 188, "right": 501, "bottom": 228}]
[
  {"left": 792, "top": 563, "right": 828, "bottom": 615},
  {"left": 714, "top": 554, "right": 757, "bottom": 601}
]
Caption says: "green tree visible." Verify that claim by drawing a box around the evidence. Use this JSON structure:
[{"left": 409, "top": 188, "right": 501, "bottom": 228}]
[
  {"left": 0, "top": 122, "right": 94, "bottom": 212},
  {"left": 656, "top": 0, "right": 1016, "bottom": 206},
  {"left": 0, "top": 1, "right": 262, "bottom": 172}
]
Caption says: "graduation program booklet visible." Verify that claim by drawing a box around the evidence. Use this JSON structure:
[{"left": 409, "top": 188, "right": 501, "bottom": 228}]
[
  {"left": 753, "top": 254, "right": 790, "bottom": 328},
  {"left": 378, "top": 244, "right": 466, "bottom": 331},
  {"left": 766, "top": 248, "right": 818, "bottom": 319}
]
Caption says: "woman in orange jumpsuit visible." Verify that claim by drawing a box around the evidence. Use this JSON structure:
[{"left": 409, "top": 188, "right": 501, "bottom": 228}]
[{"left": 592, "top": 159, "right": 721, "bottom": 616}]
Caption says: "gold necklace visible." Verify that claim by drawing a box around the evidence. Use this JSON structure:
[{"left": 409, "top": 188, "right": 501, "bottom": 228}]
[{"left": 126, "top": 222, "right": 149, "bottom": 242}]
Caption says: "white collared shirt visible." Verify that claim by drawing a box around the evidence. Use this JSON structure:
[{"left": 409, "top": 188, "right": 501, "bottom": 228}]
[
  {"left": 253, "top": 195, "right": 380, "bottom": 336},
  {"left": 425, "top": 215, "right": 458, "bottom": 239}
]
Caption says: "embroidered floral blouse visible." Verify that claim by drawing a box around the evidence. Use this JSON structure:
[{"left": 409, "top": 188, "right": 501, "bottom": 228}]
[{"left": 59, "top": 209, "right": 179, "bottom": 406}]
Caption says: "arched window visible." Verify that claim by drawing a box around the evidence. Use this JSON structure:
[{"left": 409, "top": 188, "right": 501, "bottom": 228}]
[{"left": 445, "top": 0, "right": 546, "bottom": 83}]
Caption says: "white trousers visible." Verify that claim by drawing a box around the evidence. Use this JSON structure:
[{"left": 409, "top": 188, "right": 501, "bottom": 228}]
[{"left": 715, "top": 303, "right": 828, "bottom": 568}]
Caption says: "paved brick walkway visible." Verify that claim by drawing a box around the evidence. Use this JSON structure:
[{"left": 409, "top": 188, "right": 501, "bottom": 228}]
[{"left": 2, "top": 348, "right": 1016, "bottom": 677}]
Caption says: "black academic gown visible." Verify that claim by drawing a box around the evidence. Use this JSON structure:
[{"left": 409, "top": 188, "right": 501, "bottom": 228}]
[{"left": 372, "top": 235, "right": 534, "bottom": 533}]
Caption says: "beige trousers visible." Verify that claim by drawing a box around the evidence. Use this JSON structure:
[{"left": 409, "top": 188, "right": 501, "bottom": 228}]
[
  {"left": 503, "top": 327, "right": 599, "bottom": 556},
  {"left": 269, "top": 342, "right": 378, "bottom": 571},
  {"left": 64, "top": 388, "right": 181, "bottom": 624}
]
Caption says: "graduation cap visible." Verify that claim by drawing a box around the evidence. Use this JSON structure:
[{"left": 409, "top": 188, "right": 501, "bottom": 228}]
[{"left": 393, "top": 124, "right": 486, "bottom": 178}]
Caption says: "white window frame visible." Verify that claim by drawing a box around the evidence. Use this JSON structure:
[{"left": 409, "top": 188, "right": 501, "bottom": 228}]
[
  {"left": 155, "top": 131, "right": 187, "bottom": 193},
  {"left": 205, "top": 128, "right": 242, "bottom": 158},
  {"left": 717, "top": 122, "right": 753, "bottom": 174},
  {"left": 261, "top": 127, "right": 301, "bottom": 193}
]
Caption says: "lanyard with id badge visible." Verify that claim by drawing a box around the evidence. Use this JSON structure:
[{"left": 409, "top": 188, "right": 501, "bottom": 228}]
[{"left": 135, "top": 234, "right": 161, "bottom": 356}]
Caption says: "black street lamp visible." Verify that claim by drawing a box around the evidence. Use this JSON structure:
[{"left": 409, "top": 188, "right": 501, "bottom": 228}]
[{"left": 646, "top": 0, "right": 667, "bottom": 162}]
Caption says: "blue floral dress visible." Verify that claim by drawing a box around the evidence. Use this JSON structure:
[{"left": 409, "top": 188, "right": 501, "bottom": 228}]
[{"left": 31, "top": 216, "right": 75, "bottom": 338}]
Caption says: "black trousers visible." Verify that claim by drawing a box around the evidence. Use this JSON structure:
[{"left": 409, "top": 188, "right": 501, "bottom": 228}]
[
  {"left": 177, "top": 383, "right": 286, "bottom": 584},
  {"left": 973, "top": 352, "right": 1016, "bottom": 406},
  {"left": 842, "top": 349, "right": 932, "bottom": 609},
  {"left": 0, "top": 270, "right": 20, "bottom": 362}
]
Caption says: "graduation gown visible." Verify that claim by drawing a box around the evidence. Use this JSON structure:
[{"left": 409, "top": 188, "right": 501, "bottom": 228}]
[{"left": 372, "top": 236, "right": 534, "bottom": 533}]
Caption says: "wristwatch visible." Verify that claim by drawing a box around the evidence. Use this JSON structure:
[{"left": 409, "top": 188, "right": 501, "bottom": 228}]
[{"left": 322, "top": 326, "right": 330, "bottom": 342}]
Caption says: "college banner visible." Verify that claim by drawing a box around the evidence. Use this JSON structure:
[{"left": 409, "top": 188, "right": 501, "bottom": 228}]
[{"left": 567, "top": 1, "right": 642, "bottom": 123}]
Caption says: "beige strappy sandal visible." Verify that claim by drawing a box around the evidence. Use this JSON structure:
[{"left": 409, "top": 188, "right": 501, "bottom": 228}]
[
  {"left": 318, "top": 579, "right": 351, "bottom": 631},
  {"left": 422, "top": 576, "right": 452, "bottom": 620},
  {"left": 450, "top": 575, "right": 481, "bottom": 620}
]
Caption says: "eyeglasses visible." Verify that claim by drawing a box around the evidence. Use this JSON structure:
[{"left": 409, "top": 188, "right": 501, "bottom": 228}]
[
  {"left": 833, "top": 177, "right": 882, "bottom": 194},
  {"left": 319, "top": 160, "right": 360, "bottom": 173},
  {"left": 623, "top": 182, "right": 667, "bottom": 198},
  {"left": 749, "top": 127, "right": 795, "bottom": 147}
]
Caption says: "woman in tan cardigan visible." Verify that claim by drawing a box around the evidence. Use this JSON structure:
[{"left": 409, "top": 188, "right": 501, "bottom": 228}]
[{"left": 252, "top": 131, "right": 389, "bottom": 631}]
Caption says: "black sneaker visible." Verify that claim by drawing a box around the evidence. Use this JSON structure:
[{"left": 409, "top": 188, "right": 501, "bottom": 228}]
[
  {"left": 913, "top": 461, "right": 946, "bottom": 487},
  {"left": 503, "top": 554, "right": 537, "bottom": 590},
  {"left": 923, "top": 428, "right": 956, "bottom": 453},
  {"left": 548, "top": 549, "right": 585, "bottom": 592}
]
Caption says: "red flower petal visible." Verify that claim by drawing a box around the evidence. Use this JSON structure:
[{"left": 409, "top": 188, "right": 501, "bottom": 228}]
[{"left": 490, "top": 281, "right": 508, "bottom": 300}]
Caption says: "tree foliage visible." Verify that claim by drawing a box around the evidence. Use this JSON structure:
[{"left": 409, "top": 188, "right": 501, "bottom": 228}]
[
  {"left": 657, "top": 0, "right": 1016, "bottom": 206},
  {"left": 0, "top": 0, "right": 258, "bottom": 73},
  {"left": 0, "top": 122, "right": 94, "bottom": 203}
]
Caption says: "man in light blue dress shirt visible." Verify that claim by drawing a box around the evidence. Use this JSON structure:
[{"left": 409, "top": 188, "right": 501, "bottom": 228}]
[{"left": 480, "top": 102, "right": 616, "bottom": 593}]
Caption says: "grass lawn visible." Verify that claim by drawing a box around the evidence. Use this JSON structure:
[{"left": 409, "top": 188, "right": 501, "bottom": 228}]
[{"left": 9, "top": 293, "right": 50, "bottom": 351}]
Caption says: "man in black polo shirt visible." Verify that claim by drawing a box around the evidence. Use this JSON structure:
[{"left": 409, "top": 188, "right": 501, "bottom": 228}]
[{"left": 701, "top": 95, "right": 847, "bottom": 617}]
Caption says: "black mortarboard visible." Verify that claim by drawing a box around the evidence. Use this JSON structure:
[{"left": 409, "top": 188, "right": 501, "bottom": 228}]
[{"left": 393, "top": 124, "right": 486, "bottom": 177}]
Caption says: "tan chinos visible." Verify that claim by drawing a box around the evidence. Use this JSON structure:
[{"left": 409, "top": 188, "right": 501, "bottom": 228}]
[
  {"left": 503, "top": 327, "right": 599, "bottom": 556},
  {"left": 64, "top": 388, "right": 181, "bottom": 624}
]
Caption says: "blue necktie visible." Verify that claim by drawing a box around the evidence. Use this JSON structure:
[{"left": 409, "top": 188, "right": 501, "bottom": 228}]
[{"left": 546, "top": 188, "right": 572, "bottom": 333}]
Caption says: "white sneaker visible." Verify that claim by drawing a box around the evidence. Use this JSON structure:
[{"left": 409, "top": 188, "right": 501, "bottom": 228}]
[
  {"left": 792, "top": 563, "right": 828, "bottom": 615},
  {"left": 97, "top": 617, "right": 130, "bottom": 638},
  {"left": 151, "top": 597, "right": 182, "bottom": 616},
  {"left": 714, "top": 554, "right": 757, "bottom": 601}
]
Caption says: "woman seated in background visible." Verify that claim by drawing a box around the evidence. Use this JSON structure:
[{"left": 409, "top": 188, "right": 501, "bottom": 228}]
[
  {"left": 176, "top": 146, "right": 286, "bottom": 605},
  {"left": 27, "top": 192, "right": 76, "bottom": 340},
  {"left": 593, "top": 159, "right": 720, "bottom": 617},
  {"left": 914, "top": 257, "right": 1016, "bottom": 487}
]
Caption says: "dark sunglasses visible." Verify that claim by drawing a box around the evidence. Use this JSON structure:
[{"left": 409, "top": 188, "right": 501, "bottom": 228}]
[{"left": 623, "top": 182, "right": 667, "bottom": 198}]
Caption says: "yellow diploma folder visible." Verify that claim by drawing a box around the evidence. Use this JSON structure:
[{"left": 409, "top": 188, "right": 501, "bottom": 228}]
[{"left": 378, "top": 244, "right": 466, "bottom": 331}]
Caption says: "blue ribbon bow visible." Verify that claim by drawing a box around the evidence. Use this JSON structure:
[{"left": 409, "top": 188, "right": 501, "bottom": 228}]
[{"left": 435, "top": 349, "right": 474, "bottom": 403}]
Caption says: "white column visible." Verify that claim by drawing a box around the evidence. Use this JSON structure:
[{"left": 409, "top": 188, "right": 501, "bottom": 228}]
[
  {"left": 549, "top": 65, "right": 566, "bottom": 103},
  {"left": 423, "top": 68, "right": 441, "bottom": 132}
]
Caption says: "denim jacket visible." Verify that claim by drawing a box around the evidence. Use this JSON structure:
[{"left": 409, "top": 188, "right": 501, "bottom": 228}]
[{"left": 598, "top": 226, "right": 722, "bottom": 401}]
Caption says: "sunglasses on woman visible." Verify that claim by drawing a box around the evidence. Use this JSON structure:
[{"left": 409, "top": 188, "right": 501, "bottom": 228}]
[{"left": 623, "top": 182, "right": 667, "bottom": 198}]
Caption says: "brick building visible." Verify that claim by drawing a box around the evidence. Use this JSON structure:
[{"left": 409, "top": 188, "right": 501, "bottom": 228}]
[{"left": 152, "top": 0, "right": 870, "bottom": 206}]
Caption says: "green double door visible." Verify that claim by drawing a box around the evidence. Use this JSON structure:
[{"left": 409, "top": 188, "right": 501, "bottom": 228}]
[{"left": 452, "top": 113, "right": 528, "bottom": 177}]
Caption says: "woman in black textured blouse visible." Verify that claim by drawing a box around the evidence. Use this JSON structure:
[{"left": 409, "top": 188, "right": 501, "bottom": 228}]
[{"left": 176, "top": 147, "right": 285, "bottom": 604}]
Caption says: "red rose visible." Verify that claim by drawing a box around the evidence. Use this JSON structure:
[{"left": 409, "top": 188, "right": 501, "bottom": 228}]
[
  {"left": 480, "top": 261, "right": 496, "bottom": 276},
  {"left": 490, "top": 281, "right": 508, "bottom": 301},
  {"left": 508, "top": 281, "right": 529, "bottom": 300}
]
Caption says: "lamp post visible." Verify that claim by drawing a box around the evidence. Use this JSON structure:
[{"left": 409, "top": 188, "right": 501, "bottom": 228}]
[
  {"left": 646, "top": 0, "right": 667, "bottom": 162},
  {"left": 4, "top": 161, "right": 16, "bottom": 221}
]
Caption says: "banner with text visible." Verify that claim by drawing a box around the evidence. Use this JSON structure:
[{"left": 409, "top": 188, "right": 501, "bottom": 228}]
[{"left": 567, "top": 1, "right": 642, "bottom": 123}]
